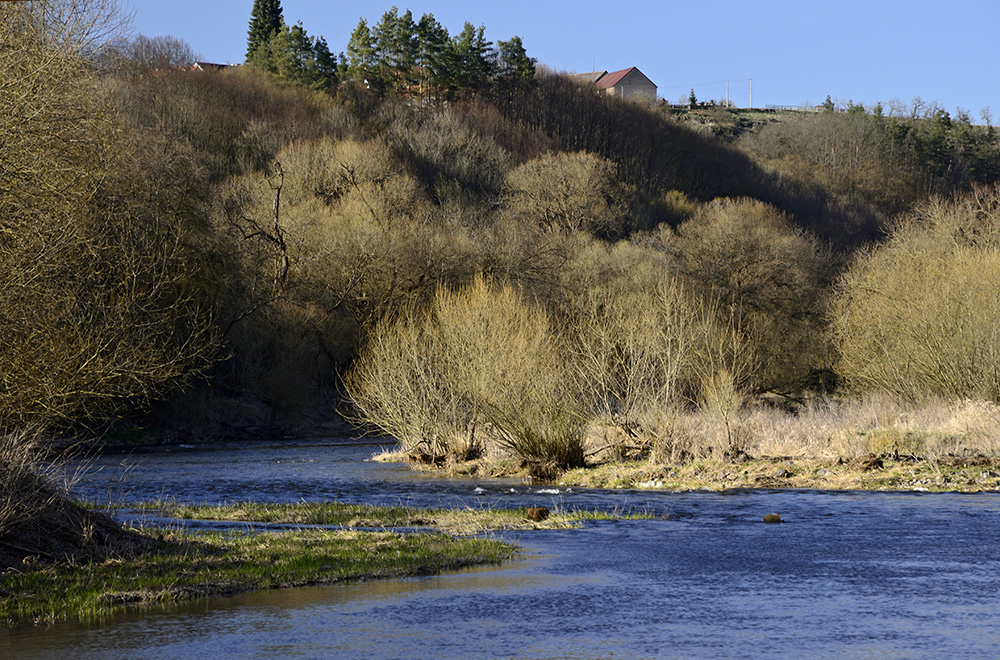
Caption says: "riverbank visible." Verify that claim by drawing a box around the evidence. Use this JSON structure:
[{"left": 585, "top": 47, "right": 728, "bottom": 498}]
[
  {"left": 1, "top": 525, "right": 514, "bottom": 627},
  {"left": 1, "top": 500, "right": 655, "bottom": 627},
  {"left": 377, "top": 396, "right": 1000, "bottom": 492},
  {"left": 556, "top": 454, "right": 1000, "bottom": 492},
  {"left": 388, "top": 451, "right": 1000, "bottom": 493}
]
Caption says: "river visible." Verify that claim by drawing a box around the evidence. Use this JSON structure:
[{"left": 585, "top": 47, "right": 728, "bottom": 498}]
[{"left": 4, "top": 438, "right": 1000, "bottom": 659}]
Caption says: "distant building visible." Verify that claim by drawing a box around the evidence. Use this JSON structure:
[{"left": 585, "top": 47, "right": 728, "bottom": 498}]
[
  {"left": 572, "top": 70, "right": 608, "bottom": 85},
  {"left": 572, "top": 67, "right": 657, "bottom": 102},
  {"left": 190, "top": 62, "right": 240, "bottom": 72}
]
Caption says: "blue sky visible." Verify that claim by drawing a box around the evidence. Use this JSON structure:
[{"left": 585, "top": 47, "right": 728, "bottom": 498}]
[{"left": 131, "top": 0, "right": 998, "bottom": 119}]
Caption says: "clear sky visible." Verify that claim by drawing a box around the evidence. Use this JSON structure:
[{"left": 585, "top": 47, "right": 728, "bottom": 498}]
[{"left": 130, "top": 0, "right": 998, "bottom": 120}]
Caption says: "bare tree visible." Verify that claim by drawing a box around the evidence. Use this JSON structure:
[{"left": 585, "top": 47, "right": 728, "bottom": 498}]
[
  {"left": 29, "top": 0, "right": 133, "bottom": 57},
  {"left": 117, "top": 34, "right": 197, "bottom": 73},
  {"left": 1, "top": 1, "right": 218, "bottom": 431}
]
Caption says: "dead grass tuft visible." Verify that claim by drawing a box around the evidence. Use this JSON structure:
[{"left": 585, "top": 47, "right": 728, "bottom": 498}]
[{"left": 0, "top": 433, "right": 150, "bottom": 571}]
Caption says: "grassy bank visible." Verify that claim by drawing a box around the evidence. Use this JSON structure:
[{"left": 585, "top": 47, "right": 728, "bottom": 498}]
[
  {"left": 144, "top": 500, "right": 654, "bottom": 533},
  {"left": 2, "top": 500, "right": 654, "bottom": 627},
  {"left": 558, "top": 455, "right": 1000, "bottom": 492},
  {"left": 1, "top": 526, "right": 514, "bottom": 627}
]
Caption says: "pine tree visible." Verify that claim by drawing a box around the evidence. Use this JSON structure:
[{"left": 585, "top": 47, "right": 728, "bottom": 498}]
[
  {"left": 313, "top": 36, "right": 337, "bottom": 85},
  {"left": 372, "top": 7, "right": 400, "bottom": 89},
  {"left": 416, "top": 13, "right": 449, "bottom": 100},
  {"left": 345, "top": 18, "right": 377, "bottom": 87},
  {"left": 497, "top": 36, "right": 535, "bottom": 83},
  {"left": 450, "top": 23, "right": 494, "bottom": 94},
  {"left": 266, "top": 21, "right": 337, "bottom": 91},
  {"left": 392, "top": 9, "right": 418, "bottom": 91},
  {"left": 246, "top": 0, "right": 284, "bottom": 63}
]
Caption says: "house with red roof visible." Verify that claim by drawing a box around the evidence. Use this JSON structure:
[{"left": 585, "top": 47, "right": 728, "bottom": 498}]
[{"left": 573, "top": 67, "right": 657, "bottom": 102}]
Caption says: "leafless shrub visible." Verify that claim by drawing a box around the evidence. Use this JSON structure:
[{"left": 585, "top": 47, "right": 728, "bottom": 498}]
[
  {"left": 389, "top": 109, "right": 513, "bottom": 195},
  {"left": 676, "top": 197, "right": 833, "bottom": 393},
  {"left": 502, "top": 151, "right": 633, "bottom": 238},
  {"left": 833, "top": 185, "right": 1000, "bottom": 402},
  {"left": 347, "top": 276, "right": 583, "bottom": 468},
  {"left": 574, "top": 280, "right": 701, "bottom": 441}
]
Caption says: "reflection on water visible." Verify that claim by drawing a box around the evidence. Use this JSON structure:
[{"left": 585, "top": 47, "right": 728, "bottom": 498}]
[{"left": 4, "top": 439, "right": 1000, "bottom": 659}]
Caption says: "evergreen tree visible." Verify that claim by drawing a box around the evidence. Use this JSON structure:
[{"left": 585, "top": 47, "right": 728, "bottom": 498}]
[
  {"left": 346, "top": 18, "right": 377, "bottom": 87},
  {"left": 449, "top": 23, "right": 494, "bottom": 95},
  {"left": 268, "top": 20, "right": 336, "bottom": 91},
  {"left": 246, "top": 0, "right": 284, "bottom": 63},
  {"left": 393, "top": 9, "right": 418, "bottom": 90},
  {"left": 373, "top": 6, "right": 417, "bottom": 92},
  {"left": 313, "top": 36, "right": 337, "bottom": 85},
  {"left": 496, "top": 36, "right": 535, "bottom": 83},
  {"left": 415, "top": 13, "right": 449, "bottom": 100}
]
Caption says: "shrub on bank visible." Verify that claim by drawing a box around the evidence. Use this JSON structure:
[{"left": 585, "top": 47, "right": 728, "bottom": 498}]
[
  {"left": 833, "top": 185, "right": 1000, "bottom": 402},
  {"left": 573, "top": 280, "right": 703, "bottom": 431},
  {"left": 347, "top": 276, "right": 583, "bottom": 469},
  {"left": 675, "top": 198, "right": 834, "bottom": 393}
]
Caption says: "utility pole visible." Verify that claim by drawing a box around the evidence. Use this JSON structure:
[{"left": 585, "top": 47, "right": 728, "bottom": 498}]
[{"left": 749, "top": 78, "right": 752, "bottom": 109}]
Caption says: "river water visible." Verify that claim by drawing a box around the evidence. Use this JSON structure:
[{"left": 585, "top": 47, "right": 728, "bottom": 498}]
[{"left": 5, "top": 438, "right": 1000, "bottom": 659}]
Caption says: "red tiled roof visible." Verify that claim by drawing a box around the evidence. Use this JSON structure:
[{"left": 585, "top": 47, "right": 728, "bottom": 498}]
[{"left": 594, "top": 67, "right": 637, "bottom": 89}]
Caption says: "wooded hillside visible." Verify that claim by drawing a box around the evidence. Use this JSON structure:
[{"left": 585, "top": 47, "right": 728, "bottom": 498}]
[{"left": 5, "top": 0, "right": 1000, "bottom": 455}]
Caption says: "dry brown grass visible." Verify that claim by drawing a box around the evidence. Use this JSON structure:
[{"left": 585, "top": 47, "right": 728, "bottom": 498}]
[
  {"left": 0, "top": 434, "right": 55, "bottom": 541},
  {"left": 549, "top": 396, "right": 1000, "bottom": 491},
  {"left": 371, "top": 394, "right": 1000, "bottom": 488},
  {"left": 651, "top": 395, "right": 1000, "bottom": 465},
  {"left": 0, "top": 433, "right": 149, "bottom": 570}
]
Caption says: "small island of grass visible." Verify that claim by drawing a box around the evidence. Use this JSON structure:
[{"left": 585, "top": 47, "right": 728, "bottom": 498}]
[{"left": 1, "top": 496, "right": 653, "bottom": 627}]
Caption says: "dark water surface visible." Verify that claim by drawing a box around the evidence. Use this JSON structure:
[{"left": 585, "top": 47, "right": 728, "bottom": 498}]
[{"left": 4, "top": 439, "right": 1000, "bottom": 659}]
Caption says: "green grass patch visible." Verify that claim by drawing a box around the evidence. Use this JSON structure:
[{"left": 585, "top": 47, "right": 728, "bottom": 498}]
[
  {"left": 139, "top": 500, "right": 654, "bottom": 533},
  {"left": 1, "top": 527, "right": 514, "bottom": 626}
]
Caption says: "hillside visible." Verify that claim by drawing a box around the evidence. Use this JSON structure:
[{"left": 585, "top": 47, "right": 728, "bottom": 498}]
[{"left": 4, "top": 0, "right": 1000, "bottom": 449}]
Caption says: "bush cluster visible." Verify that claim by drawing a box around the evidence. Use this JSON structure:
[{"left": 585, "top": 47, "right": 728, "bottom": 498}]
[{"left": 347, "top": 276, "right": 583, "bottom": 470}]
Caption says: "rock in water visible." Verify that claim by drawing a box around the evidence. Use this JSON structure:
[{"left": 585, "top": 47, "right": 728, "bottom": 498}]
[
  {"left": 763, "top": 513, "right": 782, "bottom": 524},
  {"left": 526, "top": 506, "right": 550, "bottom": 522},
  {"left": 850, "top": 454, "right": 884, "bottom": 471}
]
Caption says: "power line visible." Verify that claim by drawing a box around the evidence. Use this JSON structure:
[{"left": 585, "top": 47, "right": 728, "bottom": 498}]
[{"left": 660, "top": 77, "right": 751, "bottom": 90}]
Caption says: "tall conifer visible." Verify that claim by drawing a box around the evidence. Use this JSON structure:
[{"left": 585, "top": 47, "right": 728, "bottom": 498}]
[
  {"left": 345, "top": 18, "right": 376, "bottom": 86},
  {"left": 246, "top": 0, "right": 284, "bottom": 63}
]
